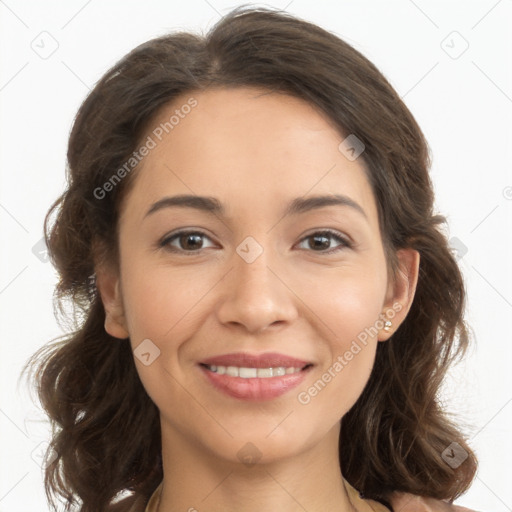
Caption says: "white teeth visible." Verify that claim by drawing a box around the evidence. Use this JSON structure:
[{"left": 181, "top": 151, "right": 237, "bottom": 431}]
[
  {"left": 206, "top": 365, "right": 303, "bottom": 378},
  {"left": 239, "top": 367, "right": 258, "bottom": 378},
  {"left": 226, "top": 366, "right": 238, "bottom": 377},
  {"left": 257, "top": 368, "right": 273, "bottom": 378}
]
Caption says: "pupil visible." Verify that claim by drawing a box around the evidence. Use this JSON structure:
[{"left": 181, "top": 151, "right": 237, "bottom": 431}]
[
  {"left": 311, "top": 234, "right": 329, "bottom": 250},
  {"left": 182, "top": 233, "right": 202, "bottom": 249}
]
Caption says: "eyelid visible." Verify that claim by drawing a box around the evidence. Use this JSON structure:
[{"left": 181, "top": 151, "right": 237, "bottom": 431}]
[
  {"left": 159, "top": 229, "right": 216, "bottom": 254},
  {"left": 296, "top": 229, "right": 353, "bottom": 252},
  {"left": 159, "top": 228, "right": 353, "bottom": 255}
]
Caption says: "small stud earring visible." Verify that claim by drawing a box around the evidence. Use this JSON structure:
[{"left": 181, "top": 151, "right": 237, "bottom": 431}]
[{"left": 383, "top": 320, "right": 392, "bottom": 332}]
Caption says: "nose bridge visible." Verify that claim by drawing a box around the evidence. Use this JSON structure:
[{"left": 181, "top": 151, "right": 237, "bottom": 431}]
[
  {"left": 216, "top": 237, "right": 297, "bottom": 332},
  {"left": 232, "top": 240, "right": 281, "bottom": 307},
  {"left": 235, "top": 245, "right": 275, "bottom": 295}
]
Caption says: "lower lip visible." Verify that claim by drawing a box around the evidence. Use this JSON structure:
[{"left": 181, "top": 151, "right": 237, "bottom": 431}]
[{"left": 200, "top": 365, "right": 310, "bottom": 401}]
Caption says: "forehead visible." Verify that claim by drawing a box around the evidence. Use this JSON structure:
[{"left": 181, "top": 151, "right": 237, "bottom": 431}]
[{"left": 119, "top": 86, "right": 378, "bottom": 228}]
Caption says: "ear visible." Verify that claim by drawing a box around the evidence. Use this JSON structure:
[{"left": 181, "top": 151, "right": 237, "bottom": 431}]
[
  {"left": 95, "top": 265, "right": 130, "bottom": 340},
  {"left": 379, "top": 248, "right": 420, "bottom": 341}
]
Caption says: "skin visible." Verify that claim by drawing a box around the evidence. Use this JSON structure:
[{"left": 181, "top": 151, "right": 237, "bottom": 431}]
[
  {"left": 96, "top": 86, "right": 422, "bottom": 511},
  {"left": 390, "top": 493, "right": 477, "bottom": 512}
]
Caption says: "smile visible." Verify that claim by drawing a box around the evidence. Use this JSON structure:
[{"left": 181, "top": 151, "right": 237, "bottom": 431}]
[
  {"left": 199, "top": 352, "right": 314, "bottom": 401},
  {"left": 203, "top": 364, "right": 304, "bottom": 378}
]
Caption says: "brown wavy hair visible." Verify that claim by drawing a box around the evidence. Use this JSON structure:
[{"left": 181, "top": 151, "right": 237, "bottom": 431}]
[{"left": 23, "top": 5, "right": 477, "bottom": 511}]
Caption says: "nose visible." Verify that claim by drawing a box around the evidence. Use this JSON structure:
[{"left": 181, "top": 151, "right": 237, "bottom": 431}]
[{"left": 215, "top": 247, "right": 298, "bottom": 334}]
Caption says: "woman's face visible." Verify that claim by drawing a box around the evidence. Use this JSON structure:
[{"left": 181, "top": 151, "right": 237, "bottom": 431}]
[{"left": 98, "top": 86, "right": 418, "bottom": 466}]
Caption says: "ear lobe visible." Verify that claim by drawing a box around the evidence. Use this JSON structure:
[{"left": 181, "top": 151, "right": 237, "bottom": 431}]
[
  {"left": 95, "top": 267, "right": 130, "bottom": 340},
  {"left": 379, "top": 248, "right": 420, "bottom": 341}
]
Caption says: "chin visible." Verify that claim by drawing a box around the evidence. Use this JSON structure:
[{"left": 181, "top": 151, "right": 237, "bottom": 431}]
[{"left": 206, "top": 424, "right": 324, "bottom": 468}]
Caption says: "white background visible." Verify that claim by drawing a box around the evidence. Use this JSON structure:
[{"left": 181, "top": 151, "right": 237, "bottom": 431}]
[{"left": 1, "top": 1, "right": 511, "bottom": 510}]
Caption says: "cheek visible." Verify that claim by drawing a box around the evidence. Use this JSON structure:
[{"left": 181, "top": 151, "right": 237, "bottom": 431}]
[
  {"left": 296, "top": 272, "right": 384, "bottom": 415},
  {"left": 297, "top": 314, "right": 380, "bottom": 430},
  {"left": 118, "top": 264, "right": 208, "bottom": 417},
  {"left": 120, "top": 258, "right": 216, "bottom": 343},
  {"left": 312, "top": 265, "right": 386, "bottom": 347}
]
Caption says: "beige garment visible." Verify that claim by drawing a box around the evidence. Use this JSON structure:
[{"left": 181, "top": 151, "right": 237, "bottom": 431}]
[{"left": 143, "top": 477, "right": 391, "bottom": 512}]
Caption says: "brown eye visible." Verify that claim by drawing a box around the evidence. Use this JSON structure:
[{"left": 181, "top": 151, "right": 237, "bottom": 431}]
[
  {"left": 160, "top": 230, "right": 215, "bottom": 253},
  {"left": 297, "top": 230, "right": 351, "bottom": 253}
]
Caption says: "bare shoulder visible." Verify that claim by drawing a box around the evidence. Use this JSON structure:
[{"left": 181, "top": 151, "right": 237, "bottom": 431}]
[{"left": 389, "top": 491, "right": 478, "bottom": 512}]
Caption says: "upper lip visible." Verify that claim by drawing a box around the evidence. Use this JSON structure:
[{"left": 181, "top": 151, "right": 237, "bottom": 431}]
[{"left": 201, "top": 352, "right": 312, "bottom": 369}]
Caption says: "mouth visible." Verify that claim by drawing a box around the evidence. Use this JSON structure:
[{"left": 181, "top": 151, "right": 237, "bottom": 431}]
[
  {"left": 201, "top": 364, "right": 310, "bottom": 378},
  {"left": 198, "top": 352, "right": 314, "bottom": 401}
]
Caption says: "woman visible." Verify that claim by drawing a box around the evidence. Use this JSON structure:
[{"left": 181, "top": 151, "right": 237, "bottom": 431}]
[{"left": 25, "top": 6, "right": 479, "bottom": 512}]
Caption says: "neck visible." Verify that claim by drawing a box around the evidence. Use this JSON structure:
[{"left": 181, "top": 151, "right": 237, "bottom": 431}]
[{"left": 155, "top": 420, "right": 358, "bottom": 512}]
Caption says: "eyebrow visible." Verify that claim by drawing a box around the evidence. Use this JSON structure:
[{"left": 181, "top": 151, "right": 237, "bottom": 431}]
[{"left": 144, "top": 193, "right": 368, "bottom": 221}]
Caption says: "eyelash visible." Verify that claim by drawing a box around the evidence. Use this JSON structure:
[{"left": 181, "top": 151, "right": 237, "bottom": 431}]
[{"left": 159, "top": 229, "right": 353, "bottom": 256}]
